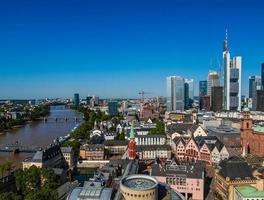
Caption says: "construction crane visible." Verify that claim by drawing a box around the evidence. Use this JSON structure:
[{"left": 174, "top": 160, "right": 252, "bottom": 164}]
[{"left": 138, "top": 91, "right": 152, "bottom": 104}]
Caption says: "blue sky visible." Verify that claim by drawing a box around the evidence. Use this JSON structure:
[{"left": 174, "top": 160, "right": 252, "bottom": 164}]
[{"left": 0, "top": 0, "right": 264, "bottom": 99}]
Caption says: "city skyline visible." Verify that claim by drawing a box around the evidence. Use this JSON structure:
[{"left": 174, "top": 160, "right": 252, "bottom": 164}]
[{"left": 1, "top": 0, "right": 264, "bottom": 99}]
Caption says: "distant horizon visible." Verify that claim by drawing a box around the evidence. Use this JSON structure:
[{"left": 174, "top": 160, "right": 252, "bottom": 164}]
[{"left": 1, "top": 0, "right": 264, "bottom": 99}]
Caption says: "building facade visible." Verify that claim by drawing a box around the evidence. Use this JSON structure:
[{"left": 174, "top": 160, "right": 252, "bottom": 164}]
[
  {"left": 108, "top": 101, "right": 119, "bottom": 116},
  {"left": 223, "top": 33, "right": 242, "bottom": 111},
  {"left": 199, "top": 96, "right": 210, "bottom": 111},
  {"left": 215, "top": 157, "right": 257, "bottom": 200},
  {"left": 185, "top": 79, "right": 194, "bottom": 100},
  {"left": 166, "top": 76, "right": 185, "bottom": 111},
  {"left": 79, "top": 144, "right": 105, "bottom": 160},
  {"left": 207, "top": 70, "right": 220, "bottom": 99},
  {"left": 241, "top": 109, "right": 264, "bottom": 156},
  {"left": 256, "top": 90, "right": 264, "bottom": 111},
  {"left": 73, "top": 93, "right": 80, "bottom": 107},
  {"left": 199, "top": 80, "right": 207, "bottom": 97},
  {"left": 211, "top": 86, "right": 223, "bottom": 112},
  {"left": 152, "top": 161, "right": 205, "bottom": 200},
  {"left": 61, "top": 147, "right": 75, "bottom": 168},
  {"left": 248, "top": 75, "right": 261, "bottom": 110}
]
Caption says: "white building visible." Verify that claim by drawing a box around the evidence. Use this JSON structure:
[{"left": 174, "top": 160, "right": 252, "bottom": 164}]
[
  {"left": 166, "top": 76, "right": 185, "bottom": 111},
  {"left": 185, "top": 79, "right": 194, "bottom": 100},
  {"left": 223, "top": 31, "right": 242, "bottom": 111}
]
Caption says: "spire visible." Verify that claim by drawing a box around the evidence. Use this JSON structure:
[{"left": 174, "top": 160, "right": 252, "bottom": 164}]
[
  {"left": 223, "top": 28, "right": 228, "bottom": 52},
  {"left": 129, "top": 124, "right": 136, "bottom": 139}
]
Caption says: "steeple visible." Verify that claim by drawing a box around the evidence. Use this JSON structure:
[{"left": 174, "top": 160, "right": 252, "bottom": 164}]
[
  {"left": 223, "top": 29, "right": 228, "bottom": 52},
  {"left": 129, "top": 124, "right": 136, "bottom": 139}
]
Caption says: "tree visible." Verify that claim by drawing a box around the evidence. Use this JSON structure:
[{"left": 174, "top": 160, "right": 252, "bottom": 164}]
[
  {"left": 40, "top": 168, "right": 58, "bottom": 189},
  {"left": 0, "top": 192, "right": 21, "bottom": 200},
  {"left": 25, "top": 165, "right": 41, "bottom": 192},
  {"left": 149, "top": 119, "right": 165, "bottom": 135},
  {"left": 14, "top": 169, "right": 26, "bottom": 195}
]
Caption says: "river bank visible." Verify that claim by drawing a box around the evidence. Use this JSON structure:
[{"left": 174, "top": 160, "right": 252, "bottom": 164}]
[{"left": 0, "top": 105, "right": 83, "bottom": 168}]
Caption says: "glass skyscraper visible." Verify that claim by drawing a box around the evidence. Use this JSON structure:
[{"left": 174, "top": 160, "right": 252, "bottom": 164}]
[
  {"left": 166, "top": 76, "right": 185, "bottom": 111},
  {"left": 261, "top": 63, "right": 264, "bottom": 90},
  {"left": 199, "top": 80, "right": 207, "bottom": 96},
  {"left": 73, "top": 93, "right": 80, "bottom": 107}
]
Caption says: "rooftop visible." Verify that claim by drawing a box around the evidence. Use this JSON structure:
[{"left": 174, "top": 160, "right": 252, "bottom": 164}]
[
  {"left": 235, "top": 186, "right": 264, "bottom": 198},
  {"left": 218, "top": 156, "right": 254, "bottom": 181},
  {"left": 121, "top": 174, "right": 158, "bottom": 190},
  {"left": 253, "top": 125, "right": 264, "bottom": 133}
]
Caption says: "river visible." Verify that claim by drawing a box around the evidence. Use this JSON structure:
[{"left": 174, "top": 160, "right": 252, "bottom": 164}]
[{"left": 0, "top": 105, "right": 83, "bottom": 168}]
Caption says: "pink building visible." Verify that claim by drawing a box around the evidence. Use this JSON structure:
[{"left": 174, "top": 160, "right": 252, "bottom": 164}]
[
  {"left": 151, "top": 161, "right": 205, "bottom": 200},
  {"left": 173, "top": 136, "right": 229, "bottom": 164}
]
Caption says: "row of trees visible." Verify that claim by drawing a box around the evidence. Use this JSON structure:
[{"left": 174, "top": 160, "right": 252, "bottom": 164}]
[
  {"left": 0, "top": 105, "right": 50, "bottom": 132},
  {"left": 26, "top": 104, "right": 50, "bottom": 120},
  {"left": 0, "top": 166, "right": 58, "bottom": 200}
]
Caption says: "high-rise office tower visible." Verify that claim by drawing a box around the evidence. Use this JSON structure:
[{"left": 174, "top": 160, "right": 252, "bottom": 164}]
[
  {"left": 261, "top": 63, "right": 264, "bottom": 90},
  {"left": 184, "top": 82, "right": 190, "bottom": 110},
  {"left": 249, "top": 75, "right": 261, "bottom": 110},
  {"left": 73, "top": 93, "right": 80, "bottom": 107},
  {"left": 223, "top": 31, "right": 242, "bottom": 111},
  {"left": 207, "top": 71, "right": 220, "bottom": 97},
  {"left": 185, "top": 79, "right": 194, "bottom": 100},
  {"left": 256, "top": 90, "right": 264, "bottom": 111},
  {"left": 108, "top": 101, "right": 119, "bottom": 116},
  {"left": 199, "top": 80, "right": 207, "bottom": 97},
  {"left": 211, "top": 86, "right": 223, "bottom": 112},
  {"left": 166, "top": 76, "right": 185, "bottom": 111}
]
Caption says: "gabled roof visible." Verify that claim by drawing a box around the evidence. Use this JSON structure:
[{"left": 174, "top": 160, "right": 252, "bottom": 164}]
[
  {"left": 195, "top": 136, "right": 225, "bottom": 152},
  {"left": 166, "top": 123, "right": 194, "bottom": 136},
  {"left": 189, "top": 124, "right": 199, "bottom": 134},
  {"left": 174, "top": 137, "right": 186, "bottom": 147},
  {"left": 185, "top": 136, "right": 199, "bottom": 149}
]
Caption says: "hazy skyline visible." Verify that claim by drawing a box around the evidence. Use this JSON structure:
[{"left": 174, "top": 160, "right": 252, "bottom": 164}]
[{"left": 1, "top": 0, "right": 264, "bottom": 99}]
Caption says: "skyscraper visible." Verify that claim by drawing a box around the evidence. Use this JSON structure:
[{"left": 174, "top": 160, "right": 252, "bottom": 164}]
[
  {"left": 108, "top": 101, "right": 119, "bottom": 116},
  {"left": 184, "top": 82, "right": 189, "bottom": 110},
  {"left": 166, "top": 76, "right": 185, "bottom": 111},
  {"left": 199, "top": 80, "right": 207, "bottom": 97},
  {"left": 185, "top": 79, "right": 194, "bottom": 100},
  {"left": 211, "top": 86, "right": 223, "bottom": 112},
  {"left": 261, "top": 63, "right": 264, "bottom": 90},
  {"left": 207, "top": 71, "right": 220, "bottom": 97},
  {"left": 249, "top": 75, "right": 261, "bottom": 110},
  {"left": 223, "top": 31, "right": 242, "bottom": 111},
  {"left": 73, "top": 93, "right": 80, "bottom": 107}
]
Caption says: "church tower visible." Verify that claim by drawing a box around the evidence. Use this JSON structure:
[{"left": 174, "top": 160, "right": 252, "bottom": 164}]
[
  {"left": 128, "top": 125, "right": 136, "bottom": 160},
  {"left": 240, "top": 107, "right": 253, "bottom": 156}
]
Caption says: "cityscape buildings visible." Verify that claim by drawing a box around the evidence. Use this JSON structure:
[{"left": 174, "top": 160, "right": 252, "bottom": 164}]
[
  {"left": 211, "top": 86, "right": 223, "bottom": 112},
  {"left": 73, "top": 93, "right": 80, "bottom": 107},
  {"left": 166, "top": 76, "right": 185, "bottom": 111},
  {"left": 261, "top": 63, "right": 264, "bottom": 90},
  {"left": 223, "top": 32, "right": 242, "bottom": 111},
  {"left": 199, "top": 80, "right": 207, "bottom": 97},
  {"left": 185, "top": 79, "right": 194, "bottom": 100},
  {"left": 108, "top": 101, "right": 119, "bottom": 116},
  {"left": 207, "top": 70, "right": 220, "bottom": 99}
]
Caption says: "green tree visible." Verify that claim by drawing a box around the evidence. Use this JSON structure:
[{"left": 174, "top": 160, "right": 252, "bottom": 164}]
[
  {"left": 0, "top": 192, "right": 21, "bottom": 200},
  {"left": 14, "top": 169, "right": 26, "bottom": 195},
  {"left": 149, "top": 119, "right": 165, "bottom": 135},
  {"left": 24, "top": 165, "right": 41, "bottom": 193}
]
